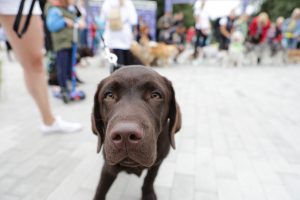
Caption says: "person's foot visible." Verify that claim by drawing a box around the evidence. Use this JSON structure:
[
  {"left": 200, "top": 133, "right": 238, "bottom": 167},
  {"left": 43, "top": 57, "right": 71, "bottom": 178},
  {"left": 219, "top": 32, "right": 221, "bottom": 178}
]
[
  {"left": 40, "top": 116, "right": 82, "bottom": 133},
  {"left": 61, "top": 90, "right": 70, "bottom": 104}
]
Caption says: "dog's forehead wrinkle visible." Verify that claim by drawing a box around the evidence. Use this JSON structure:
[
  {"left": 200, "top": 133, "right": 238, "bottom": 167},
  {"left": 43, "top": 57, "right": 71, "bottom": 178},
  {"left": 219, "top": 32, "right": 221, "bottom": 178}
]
[
  {"left": 112, "top": 77, "right": 163, "bottom": 92},
  {"left": 113, "top": 66, "right": 160, "bottom": 79},
  {"left": 108, "top": 67, "right": 169, "bottom": 92},
  {"left": 116, "top": 65, "right": 157, "bottom": 74}
]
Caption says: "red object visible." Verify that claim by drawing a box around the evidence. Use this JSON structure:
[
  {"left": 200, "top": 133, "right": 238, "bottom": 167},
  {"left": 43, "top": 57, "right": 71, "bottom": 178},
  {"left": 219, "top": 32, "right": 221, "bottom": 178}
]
[
  {"left": 186, "top": 27, "right": 195, "bottom": 43},
  {"left": 273, "top": 34, "right": 282, "bottom": 43},
  {"left": 90, "top": 23, "right": 97, "bottom": 40},
  {"left": 273, "top": 27, "right": 282, "bottom": 43},
  {"left": 248, "top": 16, "right": 271, "bottom": 44}
]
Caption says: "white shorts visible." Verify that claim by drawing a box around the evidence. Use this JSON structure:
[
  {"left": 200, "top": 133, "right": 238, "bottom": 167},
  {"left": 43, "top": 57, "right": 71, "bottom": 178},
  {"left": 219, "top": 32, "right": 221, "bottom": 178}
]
[{"left": 0, "top": 0, "right": 42, "bottom": 15}]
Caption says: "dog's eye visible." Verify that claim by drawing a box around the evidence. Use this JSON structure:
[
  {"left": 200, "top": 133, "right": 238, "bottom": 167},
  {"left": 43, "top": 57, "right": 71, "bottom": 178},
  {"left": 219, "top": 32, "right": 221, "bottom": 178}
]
[
  {"left": 104, "top": 91, "right": 114, "bottom": 100},
  {"left": 151, "top": 91, "right": 162, "bottom": 99}
]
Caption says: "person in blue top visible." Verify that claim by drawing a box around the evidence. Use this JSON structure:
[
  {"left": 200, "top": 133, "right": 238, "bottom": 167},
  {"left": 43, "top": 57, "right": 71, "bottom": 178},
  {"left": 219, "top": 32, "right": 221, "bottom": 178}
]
[
  {"left": 45, "top": 0, "right": 85, "bottom": 103},
  {"left": 282, "top": 8, "right": 300, "bottom": 49}
]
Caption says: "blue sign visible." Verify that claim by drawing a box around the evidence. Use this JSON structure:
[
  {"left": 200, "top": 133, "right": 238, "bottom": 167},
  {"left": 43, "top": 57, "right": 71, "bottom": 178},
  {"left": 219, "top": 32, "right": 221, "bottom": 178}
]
[{"left": 165, "top": 0, "right": 172, "bottom": 13}]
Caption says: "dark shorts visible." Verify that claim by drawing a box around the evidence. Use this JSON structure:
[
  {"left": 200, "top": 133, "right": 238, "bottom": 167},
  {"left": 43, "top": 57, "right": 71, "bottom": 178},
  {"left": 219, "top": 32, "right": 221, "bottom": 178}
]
[{"left": 219, "top": 36, "right": 230, "bottom": 50}]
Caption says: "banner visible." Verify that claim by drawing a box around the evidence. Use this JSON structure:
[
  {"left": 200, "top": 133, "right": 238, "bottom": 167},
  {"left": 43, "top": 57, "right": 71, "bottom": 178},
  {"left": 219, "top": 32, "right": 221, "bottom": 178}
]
[
  {"left": 165, "top": 0, "right": 172, "bottom": 13},
  {"left": 242, "top": 0, "right": 249, "bottom": 11}
]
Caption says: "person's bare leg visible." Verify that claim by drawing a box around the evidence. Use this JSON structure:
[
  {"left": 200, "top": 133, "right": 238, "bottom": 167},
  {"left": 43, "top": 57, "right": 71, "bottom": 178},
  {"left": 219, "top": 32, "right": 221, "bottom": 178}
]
[{"left": 0, "top": 15, "right": 54, "bottom": 125}]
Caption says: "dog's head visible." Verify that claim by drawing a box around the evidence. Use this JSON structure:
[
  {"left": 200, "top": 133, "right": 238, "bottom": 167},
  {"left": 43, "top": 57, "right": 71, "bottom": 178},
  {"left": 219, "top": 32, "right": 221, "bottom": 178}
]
[{"left": 92, "top": 66, "right": 181, "bottom": 168}]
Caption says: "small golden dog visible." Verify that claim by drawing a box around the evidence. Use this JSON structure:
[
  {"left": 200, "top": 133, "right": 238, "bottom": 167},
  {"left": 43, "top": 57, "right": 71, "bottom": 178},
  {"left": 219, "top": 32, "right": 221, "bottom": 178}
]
[
  {"left": 131, "top": 36, "right": 178, "bottom": 66},
  {"left": 287, "top": 49, "right": 300, "bottom": 63}
]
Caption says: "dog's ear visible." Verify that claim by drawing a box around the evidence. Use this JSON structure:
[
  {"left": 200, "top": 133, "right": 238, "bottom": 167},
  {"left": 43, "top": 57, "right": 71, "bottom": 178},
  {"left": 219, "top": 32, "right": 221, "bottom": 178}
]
[
  {"left": 92, "top": 82, "right": 105, "bottom": 154},
  {"left": 166, "top": 79, "right": 182, "bottom": 149}
]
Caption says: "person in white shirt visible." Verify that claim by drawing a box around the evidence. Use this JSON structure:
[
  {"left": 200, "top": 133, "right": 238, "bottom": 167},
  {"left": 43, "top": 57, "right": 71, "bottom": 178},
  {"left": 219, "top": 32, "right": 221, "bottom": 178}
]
[
  {"left": 193, "top": 0, "right": 210, "bottom": 58},
  {"left": 100, "top": 0, "right": 138, "bottom": 65}
]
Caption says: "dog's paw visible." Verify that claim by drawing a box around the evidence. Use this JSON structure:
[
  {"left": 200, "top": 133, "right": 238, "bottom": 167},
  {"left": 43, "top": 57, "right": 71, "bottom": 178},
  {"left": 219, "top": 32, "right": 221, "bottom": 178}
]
[{"left": 142, "top": 192, "right": 157, "bottom": 200}]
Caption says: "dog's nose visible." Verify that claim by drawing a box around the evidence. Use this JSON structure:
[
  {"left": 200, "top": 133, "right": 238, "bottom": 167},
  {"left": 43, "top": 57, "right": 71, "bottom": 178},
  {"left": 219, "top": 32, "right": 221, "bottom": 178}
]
[{"left": 110, "top": 122, "right": 143, "bottom": 147}]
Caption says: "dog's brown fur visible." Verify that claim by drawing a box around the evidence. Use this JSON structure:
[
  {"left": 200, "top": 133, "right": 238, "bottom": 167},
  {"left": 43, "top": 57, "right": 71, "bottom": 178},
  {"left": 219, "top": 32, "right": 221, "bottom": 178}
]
[
  {"left": 92, "top": 66, "right": 181, "bottom": 200},
  {"left": 130, "top": 38, "right": 178, "bottom": 66}
]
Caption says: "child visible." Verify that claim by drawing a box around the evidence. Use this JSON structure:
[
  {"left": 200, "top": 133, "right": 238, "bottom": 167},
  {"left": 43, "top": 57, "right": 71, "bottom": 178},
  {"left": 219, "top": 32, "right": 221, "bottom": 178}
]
[{"left": 45, "top": 0, "right": 85, "bottom": 103}]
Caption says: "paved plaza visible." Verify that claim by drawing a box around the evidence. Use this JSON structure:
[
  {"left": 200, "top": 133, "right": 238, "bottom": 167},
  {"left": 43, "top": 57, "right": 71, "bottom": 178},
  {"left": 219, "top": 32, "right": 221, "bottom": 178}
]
[{"left": 0, "top": 56, "right": 300, "bottom": 200}]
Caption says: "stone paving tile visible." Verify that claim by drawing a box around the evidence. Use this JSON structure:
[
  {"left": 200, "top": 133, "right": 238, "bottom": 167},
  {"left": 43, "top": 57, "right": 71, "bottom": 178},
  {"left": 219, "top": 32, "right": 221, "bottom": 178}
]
[
  {"left": 195, "top": 164, "right": 217, "bottom": 193},
  {"left": 279, "top": 173, "right": 300, "bottom": 200},
  {"left": 195, "top": 191, "right": 218, "bottom": 200},
  {"left": 0, "top": 175, "right": 18, "bottom": 194},
  {"left": 236, "top": 170, "right": 266, "bottom": 200},
  {"left": 69, "top": 188, "right": 94, "bottom": 200},
  {"left": 263, "top": 184, "right": 293, "bottom": 200},
  {"left": 217, "top": 178, "right": 243, "bottom": 200},
  {"left": 170, "top": 174, "right": 194, "bottom": 200},
  {"left": 214, "top": 155, "right": 236, "bottom": 179},
  {"left": 1, "top": 57, "right": 300, "bottom": 200},
  {"left": 175, "top": 152, "right": 195, "bottom": 175},
  {"left": 155, "top": 161, "right": 176, "bottom": 188},
  {"left": 0, "top": 194, "right": 21, "bottom": 200}
]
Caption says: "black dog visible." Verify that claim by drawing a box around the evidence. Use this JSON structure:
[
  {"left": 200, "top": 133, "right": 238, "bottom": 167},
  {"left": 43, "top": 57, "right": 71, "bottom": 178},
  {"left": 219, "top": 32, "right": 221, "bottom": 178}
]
[
  {"left": 92, "top": 66, "right": 181, "bottom": 200},
  {"left": 77, "top": 47, "right": 94, "bottom": 65}
]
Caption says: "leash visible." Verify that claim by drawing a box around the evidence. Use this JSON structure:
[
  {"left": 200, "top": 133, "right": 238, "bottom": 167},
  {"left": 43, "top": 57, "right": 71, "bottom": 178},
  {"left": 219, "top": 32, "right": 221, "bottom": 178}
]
[{"left": 100, "top": 35, "right": 118, "bottom": 67}]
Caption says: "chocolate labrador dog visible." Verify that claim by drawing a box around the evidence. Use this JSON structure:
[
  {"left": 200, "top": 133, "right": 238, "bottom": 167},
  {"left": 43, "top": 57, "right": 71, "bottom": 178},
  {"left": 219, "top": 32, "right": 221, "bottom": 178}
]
[{"left": 91, "top": 66, "right": 181, "bottom": 200}]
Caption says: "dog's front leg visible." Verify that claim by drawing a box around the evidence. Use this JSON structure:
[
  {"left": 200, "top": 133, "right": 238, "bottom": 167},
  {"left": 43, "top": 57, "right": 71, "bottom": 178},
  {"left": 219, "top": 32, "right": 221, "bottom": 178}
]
[
  {"left": 93, "top": 163, "right": 118, "bottom": 200},
  {"left": 141, "top": 163, "right": 161, "bottom": 200}
]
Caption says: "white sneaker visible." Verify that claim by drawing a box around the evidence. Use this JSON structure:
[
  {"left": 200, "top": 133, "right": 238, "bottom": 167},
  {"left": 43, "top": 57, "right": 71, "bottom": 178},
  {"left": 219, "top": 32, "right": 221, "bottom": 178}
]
[{"left": 40, "top": 116, "right": 82, "bottom": 133}]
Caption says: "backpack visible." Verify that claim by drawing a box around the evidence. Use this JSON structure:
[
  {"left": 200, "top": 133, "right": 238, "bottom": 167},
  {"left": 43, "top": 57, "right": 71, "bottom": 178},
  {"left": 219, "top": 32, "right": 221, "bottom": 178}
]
[{"left": 108, "top": 6, "right": 123, "bottom": 31}]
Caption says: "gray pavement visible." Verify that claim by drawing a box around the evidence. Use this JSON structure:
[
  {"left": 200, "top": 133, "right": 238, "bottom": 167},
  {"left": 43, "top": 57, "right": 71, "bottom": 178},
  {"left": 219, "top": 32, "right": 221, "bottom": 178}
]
[{"left": 1, "top": 56, "right": 300, "bottom": 200}]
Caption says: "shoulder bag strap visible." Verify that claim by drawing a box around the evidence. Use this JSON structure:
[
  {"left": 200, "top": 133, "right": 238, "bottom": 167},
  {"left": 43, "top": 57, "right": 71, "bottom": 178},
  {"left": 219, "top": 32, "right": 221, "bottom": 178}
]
[{"left": 13, "top": 0, "right": 37, "bottom": 38}]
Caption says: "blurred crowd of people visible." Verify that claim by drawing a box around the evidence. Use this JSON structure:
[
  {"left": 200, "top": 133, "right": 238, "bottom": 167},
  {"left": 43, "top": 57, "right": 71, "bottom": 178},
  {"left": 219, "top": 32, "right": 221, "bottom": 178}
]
[
  {"left": 193, "top": 0, "right": 300, "bottom": 61},
  {"left": 156, "top": 11, "right": 186, "bottom": 62},
  {"left": 143, "top": 0, "right": 300, "bottom": 63}
]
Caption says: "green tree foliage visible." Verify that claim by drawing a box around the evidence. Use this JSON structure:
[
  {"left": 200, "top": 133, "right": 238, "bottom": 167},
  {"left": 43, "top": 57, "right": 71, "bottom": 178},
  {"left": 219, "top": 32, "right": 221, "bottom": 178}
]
[
  {"left": 154, "top": 0, "right": 195, "bottom": 28},
  {"left": 260, "top": 0, "right": 300, "bottom": 20},
  {"left": 155, "top": 0, "right": 164, "bottom": 19},
  {"left": 173, "top": 4, "right": 194, "bottom": 28}
]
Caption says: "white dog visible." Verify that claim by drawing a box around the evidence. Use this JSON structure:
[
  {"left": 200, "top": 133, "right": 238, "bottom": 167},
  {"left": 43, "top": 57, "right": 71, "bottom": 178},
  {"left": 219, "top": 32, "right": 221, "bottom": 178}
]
[{"left": 223, "top": 31, "right": 245, "bottom": 67}]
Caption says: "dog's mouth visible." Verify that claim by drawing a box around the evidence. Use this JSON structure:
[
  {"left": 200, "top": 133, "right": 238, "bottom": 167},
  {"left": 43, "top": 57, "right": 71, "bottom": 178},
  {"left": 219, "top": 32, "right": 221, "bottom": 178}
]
[{"left": 119, "top": 158, "right": 141, "bottom": 168}]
